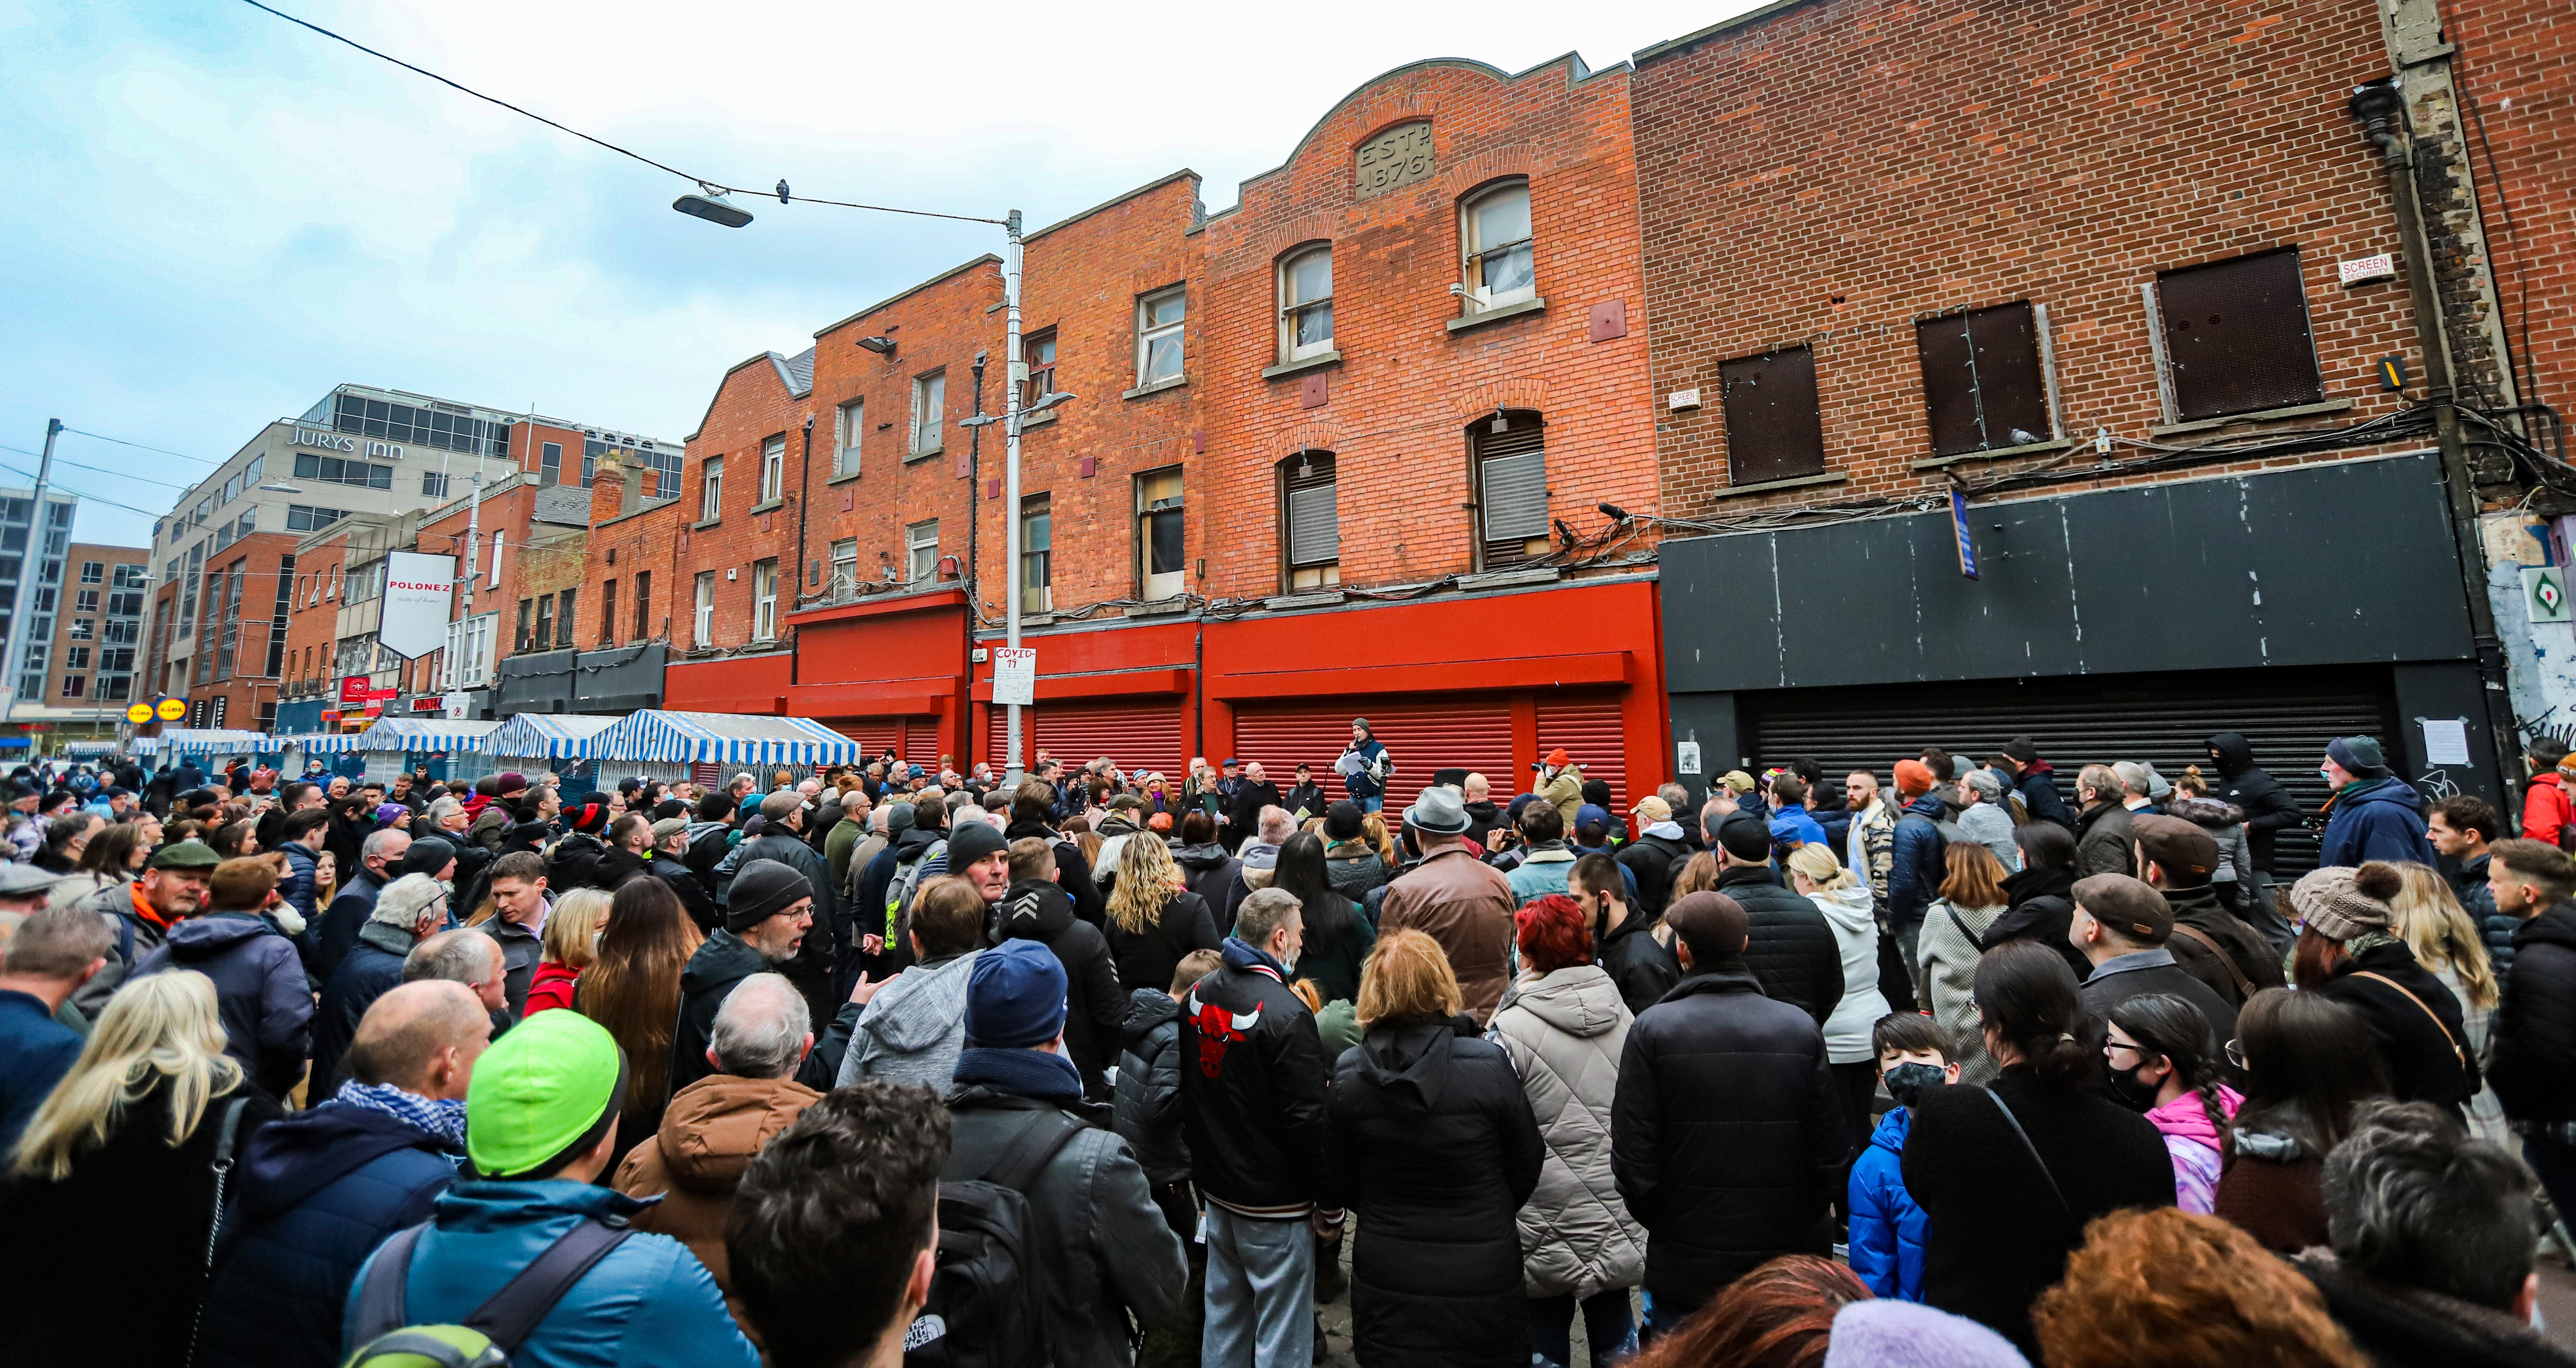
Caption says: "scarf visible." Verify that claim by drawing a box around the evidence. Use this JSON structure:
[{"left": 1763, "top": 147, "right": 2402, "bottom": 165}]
[
  {"left": 330, "top": 1081, "right": 468, "bottom": 1146},
  {"left": 952, "top": 1046, "right": 1085, "bottom": 1103}
]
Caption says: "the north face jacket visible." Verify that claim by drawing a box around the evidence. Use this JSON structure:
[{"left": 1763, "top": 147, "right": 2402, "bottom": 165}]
[
  {"left": 997, "top": 879, "right": 1124, "bottom": 1098},
  {"left": 1179, "top": 937, "right": 1335, "bottom": 1217}
]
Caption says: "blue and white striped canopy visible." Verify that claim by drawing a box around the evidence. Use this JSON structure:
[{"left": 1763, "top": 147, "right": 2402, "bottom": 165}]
[
  {"left": 292, "top": 718, "right": 499, "bottom": 754},
  {"left": 585, "top": 710, "right": 861, "bottom": 766},
  {"left": 139, "top": 729, "right": 273, "bottom": 755},
  {"left": 484, "top": 713, "right": 624, "bottom": 760}
]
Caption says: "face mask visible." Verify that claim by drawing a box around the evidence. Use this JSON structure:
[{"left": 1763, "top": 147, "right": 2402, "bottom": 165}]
[
  {"left": 2319, "top": 768, "right": 2338, "bottom": 785},
  {"left": 2106, "top": 1065, "right": 2164, "bottom": 1112},
  {"left": 1881, "top": 1061, "right": 1946, "bottom": 1108}
]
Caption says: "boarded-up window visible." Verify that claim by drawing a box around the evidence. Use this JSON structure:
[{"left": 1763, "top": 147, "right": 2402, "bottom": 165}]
[
  {"left": 1720, "top": 347, "right": 1827, "bottom": 485},
  {"left": 1475, "top": 415, "right": 1548, "bottom": 568},
  {"left": 1916, "top": 302, "right": 2055, "bottom": 456},
  {"left": 2155, "top": 249, "right": 2324, "bottom": 421}
]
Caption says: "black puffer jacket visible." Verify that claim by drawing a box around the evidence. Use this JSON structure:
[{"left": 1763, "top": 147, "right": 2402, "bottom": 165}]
[
  {"left": 1180, "top": 938, "right": 1335, "bottom": 1216},
  {"left": 1329, "top": 1016, "right": 1545, "bottom": 1368},
  {"left": 733, "top": 830, "right": 845, "bottom": 1023},
  {"left": 1903, "top": 1066, "right": 2175, "bottom": 1360},
  {"left": 1103, "top": 889, "right": 1221, "bottom": 995},
  {"left": 1005, "top": 818, "right": 1107, "bottom": 929},
  {"left": 1610, "top": 965, "right": 1846, "bottom": 1318},
  {"left": 2206, "top": 732, "right": 2304, "bottom": 875},
  {"left": 1714, "top": 865, "right": 1844, "bottom": 1027},
  {"left": 1598, "top": 912, "right": 1681, "bottom": 1020},
  {"left": 1114, "top": 988, "right": 1189, "bottom": 1183},
  {"left": 998, "top": 879, "right": 1125, "bottom": 1099},
  {"left": 1986, "top": 865, "right": 2091, "bottom": 981},
  {"left": 2319, "top": 940, "right": 2478, "bottom": 1116},
  {"left": 2490, "top": 904, "right": 2576, "bottom": 1124},
  {"left": 1169, "top": 842, "right": 1237, "bottom": 909},
  {"left": 543, "top": 831, "right": 612, "bottom": 892},
  {"left": 651, "top": 857, "right": 719, "bottom": 933},
  {"left": 1619, "top": 832, "right": 1693, "bottom": 921}
]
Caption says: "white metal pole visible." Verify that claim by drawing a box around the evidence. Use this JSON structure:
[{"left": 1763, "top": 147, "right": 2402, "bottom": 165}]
[
  {"left": 1001, "top": 209, "right": 1026, "bottom": 785},
  {"left": 3, "top": 418, "right": 62, "bottom": 722}
]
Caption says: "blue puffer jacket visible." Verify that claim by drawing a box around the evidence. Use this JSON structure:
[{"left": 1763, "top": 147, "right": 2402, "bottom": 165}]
[
  {"left": 133, "top": 911, "right": 313, "bottom": 1099},
  {"left": 1847, "top": 1106, "right": 1927, "bottom": 1301},
  {"left": 2318, "top": 777, "right": 2438, "bottom": 869},
  {"left": 279, "top": 842, "right": 322, "bottom": 924},
  {"left": 344, "top": 1181, "right": 759, "bottom": 1368},
  {"left": 198, "top": 1104, "right": 463, "bottom": 1368},
  {"left": 1888, "top": 794, "right": 1951, "bottom": 928}
]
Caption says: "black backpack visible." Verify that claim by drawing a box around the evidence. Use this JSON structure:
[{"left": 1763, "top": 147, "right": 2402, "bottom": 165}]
[{"left": 903, "top": 1111, "right": 1087, "bottom": 1368}]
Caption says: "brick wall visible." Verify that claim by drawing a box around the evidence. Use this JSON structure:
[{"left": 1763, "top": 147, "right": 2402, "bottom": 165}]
[
  {"left": 1632, "top": 0, "right": 2435, "bottom": 517},
  {"left": 2438, "top": 0, "right": 2575, "bottom": 425},
  {"left": 280, "top": 534, "right": 346, "bottom": 702}
]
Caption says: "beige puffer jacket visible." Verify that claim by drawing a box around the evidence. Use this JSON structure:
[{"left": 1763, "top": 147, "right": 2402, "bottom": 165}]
[{"left": 1487, "top": 963, "right": 1646, "bottom": 1300}]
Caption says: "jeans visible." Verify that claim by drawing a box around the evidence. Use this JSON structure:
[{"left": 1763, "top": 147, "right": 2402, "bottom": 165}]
[
  {"left": 1202, "top": 1206, "right": 1313, "bottom": 1368},
  {"left": 1529, "top": 1289, "right": 1636, "bottom": 1368},
  {"left": 2525, "top": 1133, "right": 2576, "bottom": 1237},
  {"left": 1357, "top": 794, "right": 1383, "bottom": 814}
]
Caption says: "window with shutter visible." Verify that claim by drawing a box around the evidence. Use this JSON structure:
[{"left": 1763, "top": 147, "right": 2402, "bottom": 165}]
[
  {"left": 1915, "top": 302, "right": 2057, "bottom": 457},
  {"left": 1720, "top": 346, "right": 1829, "bottom": 486},
  {"left": 1280, "top": 452, "right": 1340, "bottom": 592},
  {"left": 1135, "top": 468, "right": 1186, "bottom": 601},
  {"left": 1474, "top": 415, "right": 1548, "bottom": 568},
  {"left": 2153, "top": 249, "right": 2324, "bottom": 421}
]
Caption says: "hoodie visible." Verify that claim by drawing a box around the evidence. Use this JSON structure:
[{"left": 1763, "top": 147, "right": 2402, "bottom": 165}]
[
  {"left": 2206, "top": 731, "right": 2304, "bottom": 873},
  {"left": 1113, "top": 987, "right": 1189, "bottom": 1183},
  {"left": 2318, "top": 775, "right": 2438, "bottom": 869},
  {"left": 1808, "top": 879, "right": 1892, "bottom": 1064},
  {"left": 1169, "top": 841, "right": 1237, "bottom": 908},
  {"left": 614, "top": 1073, "right": 824, "bottom": 1346},
  {"left": 136, "top": 911, "right": 312, "bottom": 1099},
  {"left": 999, "top": 879, "right": 1123, "bottom": 1097},
  {"left": 837, "top": 948, "right": 983, "bottom": 1091},
  {"left": 2145, "top": 1085, "right": 2243, "bottom": 1215}
]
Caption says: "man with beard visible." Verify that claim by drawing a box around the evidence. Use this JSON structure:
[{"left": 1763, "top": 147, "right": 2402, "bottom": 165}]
[{"left": 670, "top": 859, "right": 856, "bottom": 1097}]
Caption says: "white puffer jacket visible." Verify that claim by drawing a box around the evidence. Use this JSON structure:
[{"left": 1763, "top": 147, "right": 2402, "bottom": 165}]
[{"left": 1487, "top": 964, "right": 1647, "bottom": 1300}]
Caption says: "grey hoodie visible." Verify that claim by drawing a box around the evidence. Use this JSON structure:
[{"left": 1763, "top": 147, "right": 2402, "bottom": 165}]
[{"left": 837, "top": 948, "right": 983, "bottom": 1091}]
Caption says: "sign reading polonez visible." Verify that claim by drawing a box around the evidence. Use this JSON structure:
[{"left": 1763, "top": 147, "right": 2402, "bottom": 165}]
[{"left": 376, "top": 551, "right": 459, "bottom": 660}]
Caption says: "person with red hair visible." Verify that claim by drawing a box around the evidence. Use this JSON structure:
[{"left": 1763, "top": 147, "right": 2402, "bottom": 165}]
[
  {"left": 1490, "top": 896, "right": 1645, "bottom": 1366},
  {"left": 1627, "top": 1255, "right": 1867, "bottom": 1368}
]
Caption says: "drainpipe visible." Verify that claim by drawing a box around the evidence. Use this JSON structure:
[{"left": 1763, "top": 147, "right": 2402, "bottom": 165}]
[
  {"left": 2351, "top": 79, "right": 2520, "bottom": 806},
  {"left": 793, "top": 415, "right": 813, "bottom": 689}
]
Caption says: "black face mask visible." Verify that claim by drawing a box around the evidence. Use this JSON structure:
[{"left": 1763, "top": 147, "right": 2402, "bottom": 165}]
[
  {"left": 2106, "top": 1064, "right": 2164, "bottom": 1112},
  {"left": 1882, "top": 1061, "right": 1946, "bottom": 1108}
]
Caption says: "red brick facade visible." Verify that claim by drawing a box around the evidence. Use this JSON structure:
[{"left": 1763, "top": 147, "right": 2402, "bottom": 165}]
[{"left": 2438, "top": 0, "right": 2574, "bottom": 421}]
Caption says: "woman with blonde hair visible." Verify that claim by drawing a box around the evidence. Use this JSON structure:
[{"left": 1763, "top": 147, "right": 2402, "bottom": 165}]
[
  {"left": 1914, "top": 840, "right": 2013, "bottom": 1083},
  {"left": 1786, "top": 844, "right": 1893, "bottom": 1135},
  {"left": 577, "top": 876, "right": 703, "bottom": 1163},
  {"left": 1669, "top": 850, "right": 1722, "bottom": 902},
  {"left": 1103, "top": 826, "right": 1219, "bottom": 992},
  {"left": 1361, "top": 809, "right": 1401, "bottom": 868},
  {"left": 2385, "top": 862, "right": 2506, "bottom": 1142},
  {"left": 0, "top": 970, "right": 283, "bottom": 1365},
  {"left": 525, "top": 886, "right": 612, "bottom": 1015},
  {"left": 1330, "top": 929, "right": 1545, "bottom": 1366}
]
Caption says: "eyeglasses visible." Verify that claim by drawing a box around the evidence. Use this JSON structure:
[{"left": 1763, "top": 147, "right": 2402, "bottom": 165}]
[{"left": 2223, "top": 1038, "right": 2247, "bottom": 1071}]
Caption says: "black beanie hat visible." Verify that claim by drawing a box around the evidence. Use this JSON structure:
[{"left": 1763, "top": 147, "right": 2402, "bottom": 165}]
[
  {"left": 725, "top": 858, "right": 813, "bottom": 933},
  {"left": 398, "top": 836, "right": 458, "bottom": 878},
  {"left": 697, "top": 791, "right": 737, "bottom": 822},
  {"left": 945, "top": 820, "right": 1010, "bottom": 871}
]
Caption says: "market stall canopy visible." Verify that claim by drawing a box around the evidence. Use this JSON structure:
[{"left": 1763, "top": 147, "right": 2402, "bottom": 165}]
[
  {"left": 291, "top": 718, "right": 500, "bottom": 755},
  {"left": 134, "top": 729, "right": 272, "bottom": 755},
  {"left": 585, "top": 709, "right": 861, "bottom": 766},
  {"left": 483, "top": 712, "right": 624, "bottom": 760}
]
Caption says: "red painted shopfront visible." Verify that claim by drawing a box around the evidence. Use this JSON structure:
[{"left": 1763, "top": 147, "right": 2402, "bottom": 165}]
[
  {"left": 971, "top": 578, "right": 1666, "bottom": 806},
  {"left": 664, "top": 588, "right": 975, "bottom": 769}
]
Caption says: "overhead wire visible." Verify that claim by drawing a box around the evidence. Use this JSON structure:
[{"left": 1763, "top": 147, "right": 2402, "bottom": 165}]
[
  {"left": 62, "top": 427, "right": 222, "bottom": 466},
  {"left": 0, "top": 445, "right": 192, "bottom": 491},
  {"left": 0, "top": 458, "right": 169, "bottom": 519},
  {"left": 233, "top": 0, "right": 1005, "bottom": 226}
]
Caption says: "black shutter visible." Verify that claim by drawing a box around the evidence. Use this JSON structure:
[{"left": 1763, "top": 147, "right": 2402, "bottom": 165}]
[
  {"left": 1739, "top": 664, "right": 2395, "bottom": 879},
  {"left": 1721, "top": 347, "right": 1828, "bottom": 485},
  {"left": 2158, "top": 249, "right": 2325, "bottom": 421},
  {"left": 1284, "top": 453, "right": 1339, "bottom": 568},
  {"left": 1918, "top": 303, "right": 2053, "bottom": 457},
  {"left": 1476, "top": 418, "right": 1548, "bottom": 568}
]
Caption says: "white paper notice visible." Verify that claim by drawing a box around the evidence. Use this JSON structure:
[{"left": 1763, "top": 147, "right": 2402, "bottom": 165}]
[
  {"left": 991, "top": 647, "right": 1037, "bottom": 707},
  {"left": 2420, "top": 718, "right": 2471, "bottom": 766}
]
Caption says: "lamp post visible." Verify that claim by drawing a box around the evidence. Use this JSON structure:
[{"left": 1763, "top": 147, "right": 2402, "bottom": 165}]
[{"left": 683, "top": 195, "right": 1070, "bottom": 784}]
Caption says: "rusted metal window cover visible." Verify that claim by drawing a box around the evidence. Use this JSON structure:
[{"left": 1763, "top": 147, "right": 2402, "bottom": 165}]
[
  {"left": 1917, "top": 302, "right": 2052, "bottom": 456},
  {"left": 2158, "top": 249, "right": 2324, "bottom": 421},
  {"left": 1721, "top": 346, "right": 1828, "bottom": 485}
]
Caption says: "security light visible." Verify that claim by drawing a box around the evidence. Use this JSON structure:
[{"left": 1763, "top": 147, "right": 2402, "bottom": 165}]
[
  {"left": 856, "top": 336, "right": 898, "bottom": 355},
  {"left": 673, "top": 189, "right": 753, "bottom": 228}
]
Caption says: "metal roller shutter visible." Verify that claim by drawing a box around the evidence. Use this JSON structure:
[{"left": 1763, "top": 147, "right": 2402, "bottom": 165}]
[
  {"left": 988, "top": 699, "right": 1186, "bottom": 781},
  {"left": 1232, "top": 698, "right": 1513, "bottom": 800},
  {"left": 1536, "top": 691, "right": 1628, "bottom": 810},
  {"left": 1742, "top": 666, "right": 2395, "bottom": 878},
  {"left": 820, "top": 715, "right": 937, "bottom": 765}
]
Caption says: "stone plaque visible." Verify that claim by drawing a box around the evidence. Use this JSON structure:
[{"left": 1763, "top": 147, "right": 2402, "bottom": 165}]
[{"left": 1356, "top": 122, "right": 1434, "bottom": 200}]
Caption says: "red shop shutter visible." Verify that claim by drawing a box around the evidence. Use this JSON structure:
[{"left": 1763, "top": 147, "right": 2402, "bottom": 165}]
[
  {"left": 1535, "top": 690, "right": 1628, "bottom": 811},
  {"left": 820, "top": 716, "right": 908, "bottom": 758},
  {"left": 989, "top": 699, "right": 1186, "bottom": 780},
  {"left": 691, "top": 762, "right": 723, "bottom": 789},
  {"left": 1231, "top": 697, "right": 1513, "bottom": 800}
]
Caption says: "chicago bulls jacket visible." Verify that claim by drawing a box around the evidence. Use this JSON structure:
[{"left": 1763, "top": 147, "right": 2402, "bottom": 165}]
[{"left": 1178, "top": 936, "right": 1337, "bottom": 1218}]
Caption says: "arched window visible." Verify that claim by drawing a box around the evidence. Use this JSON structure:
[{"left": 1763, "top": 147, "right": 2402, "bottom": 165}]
[
  {"left": 1460, "top": 181, "right": 1535, "bottom": 312},
  {"left": 1278, "top": 245, "right": 1333, "bottom": 363}
]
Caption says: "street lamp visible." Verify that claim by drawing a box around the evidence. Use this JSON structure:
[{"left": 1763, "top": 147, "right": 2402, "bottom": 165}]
[{"left": 676, "top": 199, "right": 1053, "bottom": 783}]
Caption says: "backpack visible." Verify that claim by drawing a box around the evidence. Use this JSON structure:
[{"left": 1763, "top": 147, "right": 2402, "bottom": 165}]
[
  {"left": 904, "top": 1110, "right": 1087, "bottom": 1367},
  {"left": 343, "top": 1217, "right": 633, "bottom": 1368},
  {"left": 884, "top": 839, "right": 947, "bottom": 942}
]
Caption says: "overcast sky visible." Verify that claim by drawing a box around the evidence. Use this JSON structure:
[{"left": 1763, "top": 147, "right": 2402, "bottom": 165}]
[{"left": 0, "top": 0, "right": 1757, "bottom": 550}]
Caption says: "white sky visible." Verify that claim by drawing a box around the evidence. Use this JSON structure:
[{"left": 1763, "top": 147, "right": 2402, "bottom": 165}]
[{"left": 0, "top": 0, "right": 1760, "bottom": 549}]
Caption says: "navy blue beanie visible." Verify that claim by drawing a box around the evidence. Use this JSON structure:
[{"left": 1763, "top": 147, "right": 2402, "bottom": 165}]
[
  {"left": 2327, "top": 735, "right": 2391, "bottom": 778},
  {"left": 964, "top": 938, "right": 1069, "bottom": 1049}
]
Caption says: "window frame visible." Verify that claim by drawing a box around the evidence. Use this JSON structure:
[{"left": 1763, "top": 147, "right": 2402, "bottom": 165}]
[
  {"left": 600, "top": 577, "right": 618, "bottom": 647},
  {"left": 540, "top": 441, "right": 562, "bottom": 486},
  {"left": 828, "top": 538, "right": 858, "bottom": 601},
  {"left": 835, "top": 400, "right": 864, "bottom": 478},
  {"left": 2147, "top": 248, "right": 2326, "bottom": 424},
  {"left": 1135, "top": 287, "right": 1187, "bottom": 387},
  {"left": 1278, "top": 451, "right": 1342, "bottom": 593},
  {"left": 1718, "top": 345, "right": 1831, "bottom": 486},
  {"left": 554, "top": 588, "right": 576, "bottom": 650},
  {"left": 632, "top": 569, "right": 651, "bottom": 642},
  {"left": 910, "top": 372, "right": 947, "bottom": 459},
  {"left": 759, "top": 435, "right": 787, "bottom": 504},
  {"left": 1470, "top": 413, "right": 1550, "bottom": 571},
  {"left": 1020, "top": 495, "right": 1051, "bottom": 613},
  {"left": 751, "top": 560, "right": 780, "bottom": 642},
  {"left": 1134, "top": 467, "right": 1186, "bottom": 600},
  {"left": 1277, "top": 246, "right": 1334, "bottom": 363},
  {"left": 1022, "top": 332, "right": 1058, "bottom": 410},
  {"left": 693, "top": 571, "right": 716, "bottom": 647},
  {"left": 905, "top": 519, "right": 941, "bottom": 586},
  {"left": 1913, "top": 300, "right": 2062, "bottom": 457},
  {"left": 699, "top": 456, "right": 724, "bottom": 524},
  {"left": 1460, "top": 180, "right": 1537, "bottom": 313}
]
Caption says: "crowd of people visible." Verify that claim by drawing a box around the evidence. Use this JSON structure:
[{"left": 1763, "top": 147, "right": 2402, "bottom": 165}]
[{"left": 0, "top": 718, "right": 2570, "bottom": 1368}]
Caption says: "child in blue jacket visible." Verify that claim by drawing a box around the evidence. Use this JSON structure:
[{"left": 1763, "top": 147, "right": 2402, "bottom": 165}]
[{"left": 1848, "top": 1013, "right": 1957, "bottom": 1301}]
